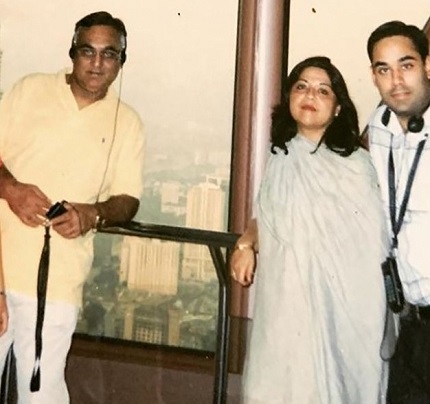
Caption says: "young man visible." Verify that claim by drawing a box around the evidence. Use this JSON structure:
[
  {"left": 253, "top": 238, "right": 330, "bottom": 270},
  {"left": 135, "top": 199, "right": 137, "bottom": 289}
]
[
  {"left": 367, "top": 20, "right": 430, "bottom": 403},
  {"left": 0, "top": 11, "right": 144, "bottom": 403}
]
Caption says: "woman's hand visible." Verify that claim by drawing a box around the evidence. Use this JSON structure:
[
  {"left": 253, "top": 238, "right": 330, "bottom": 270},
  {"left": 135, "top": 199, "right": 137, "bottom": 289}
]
[
  {"left": 0, "top": 294, "right": 8, "bottom": 336},
  {"left": 230, "top": 219, "right": 258, "bottom": 286},
  {"left": 230, "top": 246, "right": 256, "bottom": 286}
]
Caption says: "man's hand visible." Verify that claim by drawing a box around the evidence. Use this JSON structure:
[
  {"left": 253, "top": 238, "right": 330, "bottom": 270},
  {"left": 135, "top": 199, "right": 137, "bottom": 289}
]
[
  {"left": 3, "top": 181, "right": 51, "bottom": 227},
  {"left": 50, "top": 195, "right": 139, "bottom": 239},
  {"left": 50, "top": 202, "right": 97, "bottom": 239}
]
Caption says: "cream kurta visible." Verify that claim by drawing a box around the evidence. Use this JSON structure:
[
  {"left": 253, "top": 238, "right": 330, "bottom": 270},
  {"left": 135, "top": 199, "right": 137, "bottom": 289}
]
[
  {"left": 0, "top": 70, "right": 144, "bottom": 306},
  {"left": 243, "top": 135, "right": 388, "bottom": 403}
]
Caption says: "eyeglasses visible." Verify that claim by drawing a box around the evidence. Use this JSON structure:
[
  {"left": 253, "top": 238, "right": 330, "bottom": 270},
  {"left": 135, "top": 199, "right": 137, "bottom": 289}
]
[{"left": 75, "top": 46, "right": 121, "bottom": 62}]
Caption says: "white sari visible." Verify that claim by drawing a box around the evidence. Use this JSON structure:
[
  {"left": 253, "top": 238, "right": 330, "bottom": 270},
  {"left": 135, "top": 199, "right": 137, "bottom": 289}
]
[{"left": 243, "top": 135, "right": 389, "bottom": 404}]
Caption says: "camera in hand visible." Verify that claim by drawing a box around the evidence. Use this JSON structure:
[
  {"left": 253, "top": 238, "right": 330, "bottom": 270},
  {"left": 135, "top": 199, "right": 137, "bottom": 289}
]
[
  {"left": 381, "top": 256, "right": 404, "bottom": 313},
  {"left": 46, "top": 200, "right": 68, "bottom": 220}
]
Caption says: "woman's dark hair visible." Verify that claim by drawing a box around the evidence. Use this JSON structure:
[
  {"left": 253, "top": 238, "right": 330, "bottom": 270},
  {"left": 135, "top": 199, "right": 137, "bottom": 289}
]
[{"left": 271, "top": 56, "right": 360, "bottom": 156}]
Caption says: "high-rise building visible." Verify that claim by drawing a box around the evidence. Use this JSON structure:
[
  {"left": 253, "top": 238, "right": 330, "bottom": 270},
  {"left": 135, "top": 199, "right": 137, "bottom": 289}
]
[
  {"left": 160, "top": 181, "right": 181, "bottom": 205},
  {"left": 182, "top": 180, "right": 225, "bottom": 282},
  {"left": 133, "top": 316, "right": 165, "bottom": 344},
  {"left": 160, "top": 181, "right": 186, "bottom": 216},
  {"left": 120, "top": 236, "right": 180, "bottom": 295}
]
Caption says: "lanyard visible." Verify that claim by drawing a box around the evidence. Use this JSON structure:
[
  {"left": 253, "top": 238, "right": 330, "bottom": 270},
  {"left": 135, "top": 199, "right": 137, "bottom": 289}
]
[
  {"left": 388, "top": 133, "right": 428, "bottom": 251},
  {"left": 30, "top": 226, "right": 51, "bottom": 392}
]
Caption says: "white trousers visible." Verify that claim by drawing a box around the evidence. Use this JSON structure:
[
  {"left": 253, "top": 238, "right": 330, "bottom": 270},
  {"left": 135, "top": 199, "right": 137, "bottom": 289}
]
[{"left": 0, "top": 292, "right": 78, "bottom": 404}]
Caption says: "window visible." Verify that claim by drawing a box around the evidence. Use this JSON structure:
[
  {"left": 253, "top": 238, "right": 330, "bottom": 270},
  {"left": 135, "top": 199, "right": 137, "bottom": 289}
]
[{"left": 81, "top": 2, "right": 238, "bottom": 351}]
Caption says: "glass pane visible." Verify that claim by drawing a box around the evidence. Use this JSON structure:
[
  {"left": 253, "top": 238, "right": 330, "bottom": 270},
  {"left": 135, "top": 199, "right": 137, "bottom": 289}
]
[
  {"left": 74, "top": 1, "right": 239, "bottom": 349},
  {"left": 133, "top": 2, "right": 238, "bottom": 231},
  {"left": 76, "top": 233, "right": 223, "bottom": 351}
]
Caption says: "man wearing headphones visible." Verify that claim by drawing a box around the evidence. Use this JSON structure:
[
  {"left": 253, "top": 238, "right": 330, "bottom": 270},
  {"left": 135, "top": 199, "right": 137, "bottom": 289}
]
[
  {"left": 367, "top": 21, "right": 430, "bottom": 403},
  {"left": 0, "top": 11, "right": 144, "bottom": 402}
]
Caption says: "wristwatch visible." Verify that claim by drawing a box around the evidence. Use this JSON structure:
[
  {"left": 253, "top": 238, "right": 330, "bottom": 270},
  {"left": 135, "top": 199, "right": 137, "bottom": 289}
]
[{"left": 93, "top": 214, "right": 106, "bottom": 232}]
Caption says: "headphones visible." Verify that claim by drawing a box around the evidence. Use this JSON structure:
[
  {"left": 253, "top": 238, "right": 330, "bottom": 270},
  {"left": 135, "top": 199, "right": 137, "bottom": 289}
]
[
  {"left": 381, "top": 107, "right": 425, "bottom": 133},
  {"left": 68, "top": 12, "right": 127, "bottom": 65}
]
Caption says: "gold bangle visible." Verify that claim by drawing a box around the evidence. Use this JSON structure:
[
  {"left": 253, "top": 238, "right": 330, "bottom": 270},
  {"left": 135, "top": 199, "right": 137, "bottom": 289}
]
[{"left": 234, "top": 243, "right": 254, "bottom": 251}]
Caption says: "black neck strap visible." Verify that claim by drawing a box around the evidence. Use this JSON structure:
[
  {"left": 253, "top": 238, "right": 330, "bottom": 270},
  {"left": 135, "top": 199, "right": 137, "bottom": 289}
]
[
  {"left": 388, "top": 134, "right": 428, "bottom": 250},
  {"left": 30, "top": 226, "right": 51, "bottom": 392}
]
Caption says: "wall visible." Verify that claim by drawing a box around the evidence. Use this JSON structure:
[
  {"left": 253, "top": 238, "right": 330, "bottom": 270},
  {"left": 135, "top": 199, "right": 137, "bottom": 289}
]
[{"left": 289, "top": 1, "right": 429, "bottom": 129}]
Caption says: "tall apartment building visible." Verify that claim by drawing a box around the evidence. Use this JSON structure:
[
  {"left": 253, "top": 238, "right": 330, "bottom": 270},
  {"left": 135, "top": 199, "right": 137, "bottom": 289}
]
[
  {"left": 120, "top": 236, "right": 180, "bottom": 295},
  {"left": 181, "top": 179, "right": 225, "bottom": 282}
]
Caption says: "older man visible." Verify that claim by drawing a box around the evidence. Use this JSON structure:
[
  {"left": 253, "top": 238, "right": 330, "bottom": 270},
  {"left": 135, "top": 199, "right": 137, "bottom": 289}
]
[{"left": 0, "top": 11, "right": 144, "bottom": 403}]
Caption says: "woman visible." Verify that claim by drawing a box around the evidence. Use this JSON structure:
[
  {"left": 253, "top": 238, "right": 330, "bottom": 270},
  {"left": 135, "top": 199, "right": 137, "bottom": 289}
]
[{"left": 231, "top": 56, "right": 388, "bottom": 403}]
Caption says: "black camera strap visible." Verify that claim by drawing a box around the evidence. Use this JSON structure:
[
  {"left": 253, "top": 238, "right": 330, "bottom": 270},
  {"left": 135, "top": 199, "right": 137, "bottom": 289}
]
[
  {"left": 30, "top": 226, "right": 51, "bottom": 392},
  {"left": 388, "top": 133, "right": 428, "bottom": 251}
]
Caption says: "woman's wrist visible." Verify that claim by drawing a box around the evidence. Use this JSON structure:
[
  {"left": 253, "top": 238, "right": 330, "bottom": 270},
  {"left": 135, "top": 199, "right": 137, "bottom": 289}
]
[{"left": 234, "top": 242, "right": 255, "bottom": 252}]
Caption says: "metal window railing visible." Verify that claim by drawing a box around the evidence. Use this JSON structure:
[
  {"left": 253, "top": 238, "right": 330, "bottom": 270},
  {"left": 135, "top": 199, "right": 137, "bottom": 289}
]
[{"left": 0, "top": 221, "right": 239, "bottom": 404}]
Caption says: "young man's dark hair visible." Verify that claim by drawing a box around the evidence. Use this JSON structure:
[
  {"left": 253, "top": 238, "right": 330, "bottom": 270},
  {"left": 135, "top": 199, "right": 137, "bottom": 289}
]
[{"left": 367, "top": 20, "right": 429, "bottom": 62}]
